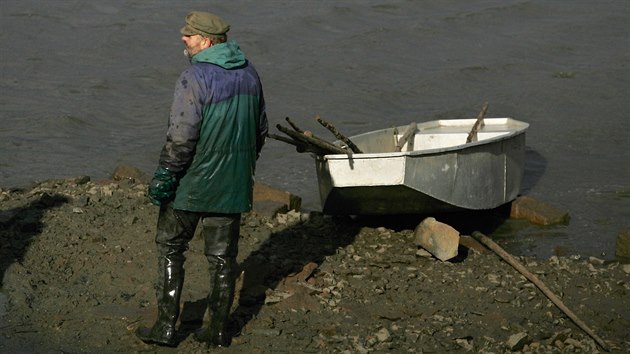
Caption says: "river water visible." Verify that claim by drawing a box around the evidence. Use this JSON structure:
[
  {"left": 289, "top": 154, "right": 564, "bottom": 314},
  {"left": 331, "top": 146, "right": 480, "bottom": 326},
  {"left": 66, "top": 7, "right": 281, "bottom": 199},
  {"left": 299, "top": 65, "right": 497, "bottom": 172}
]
[{"left": 1, "top": 0, "right": 628, "bottom": 259}]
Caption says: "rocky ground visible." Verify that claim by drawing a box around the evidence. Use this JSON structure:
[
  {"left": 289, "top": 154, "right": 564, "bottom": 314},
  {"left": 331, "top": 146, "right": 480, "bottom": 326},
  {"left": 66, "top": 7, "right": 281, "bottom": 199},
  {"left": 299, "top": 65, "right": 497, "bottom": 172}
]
[{"left": 1, "top": 176, "right": 628, "bottom": 353}]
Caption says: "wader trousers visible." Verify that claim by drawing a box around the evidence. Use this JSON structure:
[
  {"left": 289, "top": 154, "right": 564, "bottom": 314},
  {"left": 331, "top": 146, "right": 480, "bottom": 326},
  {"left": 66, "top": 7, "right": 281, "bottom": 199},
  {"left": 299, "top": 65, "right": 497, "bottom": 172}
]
[{"left": 135, "top": 205, "right": 240, "bottom": 347}]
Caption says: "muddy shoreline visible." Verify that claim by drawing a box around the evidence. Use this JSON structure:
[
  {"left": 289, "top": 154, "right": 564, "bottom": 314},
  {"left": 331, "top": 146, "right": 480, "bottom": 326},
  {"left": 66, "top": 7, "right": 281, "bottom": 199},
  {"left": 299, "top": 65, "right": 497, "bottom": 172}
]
[{"left": 1, "top": 177, "right": 628, "bottom": 353}]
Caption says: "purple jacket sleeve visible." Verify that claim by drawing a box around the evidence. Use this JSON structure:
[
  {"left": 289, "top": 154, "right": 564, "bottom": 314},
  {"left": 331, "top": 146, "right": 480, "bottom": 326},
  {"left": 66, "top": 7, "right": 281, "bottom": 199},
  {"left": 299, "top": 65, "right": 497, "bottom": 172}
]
[{"left": 158, "top": 68, "right": 203, "bottom": 174}]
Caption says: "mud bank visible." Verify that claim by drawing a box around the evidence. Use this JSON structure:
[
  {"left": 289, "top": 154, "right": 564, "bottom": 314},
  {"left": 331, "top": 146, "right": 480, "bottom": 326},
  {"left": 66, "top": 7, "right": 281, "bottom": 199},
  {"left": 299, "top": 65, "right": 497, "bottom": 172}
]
[{"left": 1, "top": 177, "right": 628, "bottom": 353}]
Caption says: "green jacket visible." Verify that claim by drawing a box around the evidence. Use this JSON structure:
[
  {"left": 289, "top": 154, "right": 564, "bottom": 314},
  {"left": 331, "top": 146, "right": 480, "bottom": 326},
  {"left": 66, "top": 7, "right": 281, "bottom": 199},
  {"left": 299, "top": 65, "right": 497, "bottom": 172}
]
[{"left": 158, "top": 40, "right": 267, "bottom": 213}]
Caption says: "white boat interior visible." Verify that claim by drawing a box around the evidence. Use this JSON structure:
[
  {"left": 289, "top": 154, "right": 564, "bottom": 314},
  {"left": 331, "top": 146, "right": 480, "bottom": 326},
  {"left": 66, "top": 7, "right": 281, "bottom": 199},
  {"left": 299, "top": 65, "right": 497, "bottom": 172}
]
[
  {"left": 316, "top": 118, "right": 529, "bottom": 215},
  {"left": 341, "top": 118, "right": 528, "bottom": 156}
]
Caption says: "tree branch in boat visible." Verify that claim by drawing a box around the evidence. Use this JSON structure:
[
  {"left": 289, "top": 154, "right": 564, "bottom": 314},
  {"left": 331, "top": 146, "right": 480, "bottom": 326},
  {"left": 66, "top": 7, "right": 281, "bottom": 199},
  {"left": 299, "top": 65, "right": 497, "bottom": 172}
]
[
  {"left": 285, "top": 117, "right": 337, "bottom": 148},
  {"left": 466, "top": 102, "right": 489, "bottom": 143},
  {"left": 268, "top": 133, "right": 326, "bottom": 154},
  {"left": 315, "top": 115, "right": 363, "bottom": 153},
  {"left": 395, "top": 122, "right": 417, "bottom": 152},
  {"left": 285, "top": 116, "right": 304, "bottom": 133},
  {"left": 276, "top": 124, "right": 350, "bottom": 155}
]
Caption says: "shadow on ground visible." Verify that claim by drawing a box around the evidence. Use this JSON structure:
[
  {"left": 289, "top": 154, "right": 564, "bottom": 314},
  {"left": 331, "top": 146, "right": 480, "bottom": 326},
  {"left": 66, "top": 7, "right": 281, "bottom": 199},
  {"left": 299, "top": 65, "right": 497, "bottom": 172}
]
[
  {"left": 0, "top": 191, "right": 69, "bottom": 285},
  {"left": 178, "top": 204, "right": 513, "bottom": 342},
  {"left": 230, "top": 214, "right": 361, "bottom": 339},
  {"left": 171, "top": 213, "right": 363, "bottom": 344}
]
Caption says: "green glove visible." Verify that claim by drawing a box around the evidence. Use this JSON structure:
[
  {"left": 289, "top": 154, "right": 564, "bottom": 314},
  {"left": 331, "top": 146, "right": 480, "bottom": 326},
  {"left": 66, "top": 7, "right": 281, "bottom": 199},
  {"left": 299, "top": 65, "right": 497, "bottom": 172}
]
[{"left": 148, "top": 166, "right": 177, "bottom": 206}]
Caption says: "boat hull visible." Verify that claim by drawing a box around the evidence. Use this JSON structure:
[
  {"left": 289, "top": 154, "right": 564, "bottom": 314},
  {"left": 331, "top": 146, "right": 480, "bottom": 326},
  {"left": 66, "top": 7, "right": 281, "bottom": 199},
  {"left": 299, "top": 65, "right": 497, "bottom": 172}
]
[{"left": 315, "top": 118, "right": 528, "bottom": 215}]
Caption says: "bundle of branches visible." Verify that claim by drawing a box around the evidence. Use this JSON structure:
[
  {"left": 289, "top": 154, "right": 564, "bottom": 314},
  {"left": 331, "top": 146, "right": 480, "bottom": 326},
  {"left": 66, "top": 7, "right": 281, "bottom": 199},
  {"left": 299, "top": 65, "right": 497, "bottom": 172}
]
[{"left": 269, "top": 115, "right": 362, "bottom": 156}]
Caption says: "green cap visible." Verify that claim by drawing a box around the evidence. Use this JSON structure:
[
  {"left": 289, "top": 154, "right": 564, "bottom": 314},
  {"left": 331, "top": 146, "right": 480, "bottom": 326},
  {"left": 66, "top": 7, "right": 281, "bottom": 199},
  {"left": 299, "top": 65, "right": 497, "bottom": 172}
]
[{"left": 180, "top": 11, "right": 230, "bottom": 36}]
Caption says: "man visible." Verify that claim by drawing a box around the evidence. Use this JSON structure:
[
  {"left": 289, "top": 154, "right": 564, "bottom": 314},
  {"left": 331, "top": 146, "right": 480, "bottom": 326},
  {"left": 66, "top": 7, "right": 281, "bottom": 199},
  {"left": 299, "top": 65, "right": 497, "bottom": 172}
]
[{"left": 135, "top": 11, "right": 268, "bottom": 348}]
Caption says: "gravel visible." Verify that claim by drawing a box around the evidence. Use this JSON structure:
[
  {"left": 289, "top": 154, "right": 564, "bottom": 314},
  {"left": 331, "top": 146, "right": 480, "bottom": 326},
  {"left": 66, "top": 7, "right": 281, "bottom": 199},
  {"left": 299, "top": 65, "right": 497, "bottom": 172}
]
[{"left": 1, "top": 177, "right": 628, "bottom": 353}]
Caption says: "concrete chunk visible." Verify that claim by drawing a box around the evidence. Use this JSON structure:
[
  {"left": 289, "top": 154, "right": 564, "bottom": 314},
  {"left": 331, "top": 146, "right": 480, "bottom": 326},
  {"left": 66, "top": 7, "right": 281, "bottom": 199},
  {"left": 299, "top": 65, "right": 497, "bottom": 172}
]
[
  {"left": 252, "top": 200, "right": 288, "bottom": 219},
  {"left": 414, "top": 217, "right": 460, "bottom": 261},
  {"left": 253, "top": 182, "right": 301, "bottom": 211},
  {"left": 510, "top": 195, "right": 570, "bottom": 225}
]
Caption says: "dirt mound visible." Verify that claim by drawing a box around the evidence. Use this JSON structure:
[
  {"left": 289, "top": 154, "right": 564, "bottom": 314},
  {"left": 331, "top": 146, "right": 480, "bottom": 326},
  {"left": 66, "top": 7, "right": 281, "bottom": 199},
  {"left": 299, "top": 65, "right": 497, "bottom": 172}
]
[{"left": 1, "top": 178, "right": 628, "bottom": 353}]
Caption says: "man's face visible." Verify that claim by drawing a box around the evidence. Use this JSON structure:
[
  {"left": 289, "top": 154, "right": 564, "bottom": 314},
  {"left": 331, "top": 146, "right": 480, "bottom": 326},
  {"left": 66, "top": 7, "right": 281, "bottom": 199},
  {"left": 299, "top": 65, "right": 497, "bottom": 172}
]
[{"left": 182, "top": 34, "right": 207, "bottom": 58}]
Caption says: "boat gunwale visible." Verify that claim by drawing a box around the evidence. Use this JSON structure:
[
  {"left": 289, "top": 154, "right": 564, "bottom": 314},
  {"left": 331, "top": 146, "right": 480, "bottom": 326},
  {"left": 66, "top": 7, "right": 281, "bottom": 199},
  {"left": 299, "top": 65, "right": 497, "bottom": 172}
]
[{"left": 320, "top": 117, "right": 529, "bottom": 160}]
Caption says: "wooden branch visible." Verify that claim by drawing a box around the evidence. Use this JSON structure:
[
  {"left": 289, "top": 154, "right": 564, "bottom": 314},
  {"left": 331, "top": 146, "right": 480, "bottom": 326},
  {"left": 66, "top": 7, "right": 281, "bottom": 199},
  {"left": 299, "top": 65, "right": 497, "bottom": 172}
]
[
  {"left": 269, "top": 133, "right": 327, "bottom": 154},
  {"left": 471, "top": 231, "right": 610, "bottom": 352},
  {"left": 395, "top": 122, "right": 417, "bottom": 152},
  {"left": 276, "top": 124, "right": 350, "bottom": 155},
  {"left": 285, "top": 117, "right": 304, "bottom": 133},
  {"left": 267, "top": 133, "right": 301, "bottom": 146},
  {"left": 466, "top": 102, "right": 489, "bottom": 143},
  {"left": 285, "top": 117, "right": 336, "bottom": 148},
  {"left": 315, "top": 115, "right": 363, "bottom": 153}
]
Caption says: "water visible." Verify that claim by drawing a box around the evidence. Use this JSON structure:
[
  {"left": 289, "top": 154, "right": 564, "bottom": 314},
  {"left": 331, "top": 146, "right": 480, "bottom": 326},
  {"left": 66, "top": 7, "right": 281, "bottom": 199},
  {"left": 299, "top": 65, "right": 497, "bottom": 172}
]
[{"left": 1, "top": 0, "right": 628, "bottom": 259}]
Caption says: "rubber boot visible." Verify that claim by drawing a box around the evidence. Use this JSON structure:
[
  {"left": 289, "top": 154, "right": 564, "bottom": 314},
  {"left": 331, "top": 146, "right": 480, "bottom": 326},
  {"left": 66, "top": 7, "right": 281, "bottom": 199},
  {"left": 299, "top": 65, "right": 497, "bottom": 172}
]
[
  {"left": 194, "top": 256, "right": 237, "bottom": 347},
  {"left": 135, "top": 253, "right": 184, "bottom": 347}
]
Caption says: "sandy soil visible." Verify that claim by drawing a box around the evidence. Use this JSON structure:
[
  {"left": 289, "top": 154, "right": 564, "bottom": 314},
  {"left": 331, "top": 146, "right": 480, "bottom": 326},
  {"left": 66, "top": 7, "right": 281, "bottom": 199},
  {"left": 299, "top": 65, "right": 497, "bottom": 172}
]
[{"left": 1, "top": 177, "right": 628, "bottom": 353}]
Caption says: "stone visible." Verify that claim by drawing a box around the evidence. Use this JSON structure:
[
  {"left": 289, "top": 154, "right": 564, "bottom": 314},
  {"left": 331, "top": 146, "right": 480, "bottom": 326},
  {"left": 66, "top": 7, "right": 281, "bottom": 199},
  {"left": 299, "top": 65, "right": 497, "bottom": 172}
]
[
  {"left": 455, "top": 337, "right": 474, "bottom": 351},
  {"left": 615, "top": 227, "right": 630, "bottom": 259},
  {"left": 506, "top": 332, "right": 530, "bottom": 351},
  {"left": 276, "top": 209, "right": 302, "bottom": 226},
  {"left": 548, "top": 329, "right": 571, "bottom": 345},
  {"left": 375, "top": 327, "right": 391, "bottom": 342},
  {"left": 253, "top": 181, "right": 302, "bottom": 211},
  {"left": 415, "top": 248, "right": 432, "bottom": 258},
  {"left": 73, "top": 176, "right": 91, "bottom": 185},
  {"left": 510, "top": 195, "right": 570, "bottom": 226},
  {"left": 287, "top": 262, "right": 318, "bottom": 282},
  {"left": 414, "top": 217, "right": 460, "bottom": 261},
  {"left": 587, "top": 256, "right": 604, "bottom": 265},
  {"left": 270, "top": 280, "right": 321, "bottom": 312},
  {"left": 111, "top": 163, "right": 149, "bottom": 183}
]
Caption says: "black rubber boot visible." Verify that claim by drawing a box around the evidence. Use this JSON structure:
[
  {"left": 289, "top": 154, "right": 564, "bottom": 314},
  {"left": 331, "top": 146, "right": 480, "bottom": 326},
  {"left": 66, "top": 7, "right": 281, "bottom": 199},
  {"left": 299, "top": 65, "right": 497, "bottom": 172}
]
[
  {"left": 194, "top": 256, "right": 237, "bottom": 347},
  {"left": 135, "top": 253, "right": 184, "bottom": 347}
]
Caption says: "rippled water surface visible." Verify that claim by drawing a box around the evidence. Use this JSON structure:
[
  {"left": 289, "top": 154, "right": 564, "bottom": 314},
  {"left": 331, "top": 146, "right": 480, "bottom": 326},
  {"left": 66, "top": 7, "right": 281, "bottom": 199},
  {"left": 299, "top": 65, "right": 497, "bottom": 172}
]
[{"left": 1, "top": 0, "right": 628, "bottom": 259}]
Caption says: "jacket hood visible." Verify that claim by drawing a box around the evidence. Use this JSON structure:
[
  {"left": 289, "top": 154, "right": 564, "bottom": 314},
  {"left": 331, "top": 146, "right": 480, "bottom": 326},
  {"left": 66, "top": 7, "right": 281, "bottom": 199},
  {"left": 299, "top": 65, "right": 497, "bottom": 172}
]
[{"left": 191, "top": 39, "right": 247, "bottom": 69}]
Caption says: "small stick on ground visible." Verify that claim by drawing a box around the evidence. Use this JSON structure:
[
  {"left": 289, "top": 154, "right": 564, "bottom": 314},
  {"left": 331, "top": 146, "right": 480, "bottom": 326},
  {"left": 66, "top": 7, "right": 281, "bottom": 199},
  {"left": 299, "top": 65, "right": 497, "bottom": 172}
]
[
  {"left": 315, "top": 115, "right": 363, "bottom": 153},
  {"left": 471, "top": 231, "right": 610, "bottom": 352}
]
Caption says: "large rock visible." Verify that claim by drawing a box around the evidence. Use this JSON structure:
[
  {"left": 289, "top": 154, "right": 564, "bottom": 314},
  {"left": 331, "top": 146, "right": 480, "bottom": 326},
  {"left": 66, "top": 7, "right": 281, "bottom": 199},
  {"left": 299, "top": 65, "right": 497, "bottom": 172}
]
[
  {"left": 111, "top": 163, "right": 150, "bottom": 183},
  {"left": 414, "top": 217, "right": 460, "bottom": 261},
  {"left": 510, "top": 195, "right": 570, "bottom": 226},
  {"left": 253, "top": 182, "right": 301, "bottom": 212},
  {"left": 615, "top": 227, "right": 630, "bottom": 259}
]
